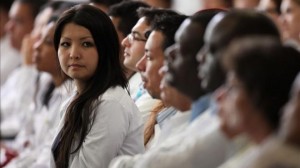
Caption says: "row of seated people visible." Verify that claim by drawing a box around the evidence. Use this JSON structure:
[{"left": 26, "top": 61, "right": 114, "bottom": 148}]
[{"left": 0, "top": 0, "right": 300, "bottom": 167}]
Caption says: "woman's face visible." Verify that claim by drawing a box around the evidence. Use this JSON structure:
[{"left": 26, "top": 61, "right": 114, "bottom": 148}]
[
  {"left": 58, "top": 23, "right": 98, "bottom": 82},
  {"left": 33, "top": 22, "right": 57, "bottom": 74},
  {"left": 216, "top": 72, "right": 259, "bottom": 134}
]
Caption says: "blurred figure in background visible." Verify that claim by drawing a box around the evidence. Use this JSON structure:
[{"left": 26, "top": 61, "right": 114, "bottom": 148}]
[
  {"left": 90, "top": 0, "right": 122, "bottom": 12},
  {"left": 0, "top": 0, "right": 20, "bottom": 86},
  {"left": 245, "top": 71, "right": 300, "bottom": 168},
  {"left": 1, "top": 0, "right": 49, "bottom": 139},
  {"left": 142, "top": 0, "right": 172, "bottom": 8},
  {"left": 233, "top": 0, "right": 260, "bottom": 9},
  {"left": 201, "top": 0, "right": 233, "bottom": 9},
  {"left": 280, "top": 0, "right": 300, "bottom": 48},
  {"left": 5, "top": 0, "right": 48, "bottom": 51},
  {"left": 217, "top": 37, "right": 300, "bottom": 167},
  {"left": 257, "top": 0, "right": 283, "bottom": 38}
]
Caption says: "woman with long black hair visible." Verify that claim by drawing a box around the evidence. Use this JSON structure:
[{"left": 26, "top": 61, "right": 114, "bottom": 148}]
[{"left": 51, "top": 4, "right": 144, "bottom": 168}]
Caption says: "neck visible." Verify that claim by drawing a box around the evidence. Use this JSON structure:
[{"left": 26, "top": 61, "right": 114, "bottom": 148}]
[
  {"left": 74, "top": 80, "right": 86, "bottom": 94},
  {"left": 247, "top": 118, "right": 273, "bottom": 144},
  {"left": 126, "top": 70, "right": 135, "bottom": 80},
  {"left": 174, "top": 97, "right": 192, "bottom": 112},
  {"left": 52, "top": 73, "right": 65, "bottom": 87}
]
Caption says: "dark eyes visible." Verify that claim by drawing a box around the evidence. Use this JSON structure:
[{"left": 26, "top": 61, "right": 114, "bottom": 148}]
[
  {"left": 82, "top": 41, "right": 94, "bottom": 47},
  {"left": 60, "top": 42, "right": 70, "bottom": 47},
  {"left": 59, "top": 41, "right": 94, "bottom": 48}
]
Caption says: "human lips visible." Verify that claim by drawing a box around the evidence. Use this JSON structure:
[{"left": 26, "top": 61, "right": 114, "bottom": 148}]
[
  {"left": 124, "top": 51, "right": 130, "bottom": 58},
  {"left": 68, "top": 63, "right": 84, "bottom": 68}
]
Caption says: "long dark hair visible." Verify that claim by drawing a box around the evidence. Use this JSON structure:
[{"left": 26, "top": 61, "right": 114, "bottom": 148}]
[{"left": 53, "top": 4, "right": 127, "bottom": 167}]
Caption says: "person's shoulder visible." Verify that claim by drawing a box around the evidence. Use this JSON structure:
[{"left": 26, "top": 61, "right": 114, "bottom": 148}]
[
  {"left": 99, "top": 86, "right": 139, "bottom": 113},
  {"left": 101, "top": 86, "right": 130, "bottom": 102}
]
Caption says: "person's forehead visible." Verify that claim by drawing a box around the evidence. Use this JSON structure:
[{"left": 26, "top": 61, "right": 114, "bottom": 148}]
[
  {"left": 43, "top": 22, "right": 56, "bottom": 36},
  {"left": 204, "top": 13, "right": 225, "bottom": 43},
  {"left": 174, "top": 19, "right": 191, "bottom": 41},
  {"left": 10, "top": 2, "right": 33, "bottom": 18},
  {"left": 35, "top": 7, "right": 53, "bottom": 27},
  {"left": 145, "top": 31, "right": 164, "bottom": 52},
  {"left": 176, "top": 19, "right": 204, "bottom": 44},
  {"left": 132, "top": 17, "right": 149, "bottom": 35}
]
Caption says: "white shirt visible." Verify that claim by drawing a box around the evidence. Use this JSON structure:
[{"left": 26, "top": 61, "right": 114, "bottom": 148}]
[
  {"left": 0, "top": 35, "right": 21, "bottom": 86},
  {"left": 109, "top": 108, "right": 248, "bottom": 168},
  {"left": 227, "top": 137, "right": 300, "bottom": 168},
  {"left": 128, "top": 72, "right": 141, "bottom": 98},
  {"left": 51, "top": 86, "right": 145, "bottom": 168},
  {"left": 156, "top": 110, "right": 191, "bottom": 144},
  {"left": 145, "top": 109, "right": 186, "bottom": 150}
]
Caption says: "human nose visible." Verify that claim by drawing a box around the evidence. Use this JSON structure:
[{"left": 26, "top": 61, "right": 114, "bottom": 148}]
[
  {"left": 136, "top": 55, "right": 146, "bottom": 72},
  {"left": 122, "top": 35, "right": 130, "bottom": 48},
  {"left": 69, "top": 45, "right": 80, "bottom": 59}
]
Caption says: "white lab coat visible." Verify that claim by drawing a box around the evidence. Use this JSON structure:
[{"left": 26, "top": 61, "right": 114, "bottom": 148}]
[
  {"left": 0, "top": 35, "right": 21, "bottom": 86},
  {"left": 109, "top": 108, "right": 248, "bottom": 168},
  {"left": 51, "top": 86, "right": 145, "bottom": 168},
  {"left": 5, "top": 81, "right": 72, "bottom": 168},
  {"left": 0, "top": 66, "right": 51, "bottom": 138}
]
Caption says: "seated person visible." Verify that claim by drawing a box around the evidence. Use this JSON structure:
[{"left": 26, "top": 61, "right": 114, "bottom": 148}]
[{"left": 217, "top": 36, "right": 300, "bottom": 167}]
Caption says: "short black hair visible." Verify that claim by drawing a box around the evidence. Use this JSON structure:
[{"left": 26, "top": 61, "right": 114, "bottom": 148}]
[
  {"left": 108, "top": 1, "right": 150, "bottom": 37},
  {"left": 137, "top": 7, "right": 179, "bottom": 26},
  {"left": 151, "top": 14, "right": 187, "bottom": 50}
]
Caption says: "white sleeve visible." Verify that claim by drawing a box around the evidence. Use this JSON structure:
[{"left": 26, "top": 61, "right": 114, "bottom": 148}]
[
  {"left": 134, "top": 125, "right": 230, "bottom": 168},
  {"left": 69, "top": 99, "right": 130, "bottom": 168},
  {"left": 110, "top": 114, "right": 232, "bottom": 168},
  {"left": 1, "top": 66, "right": 38, "bottom": 119}
]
